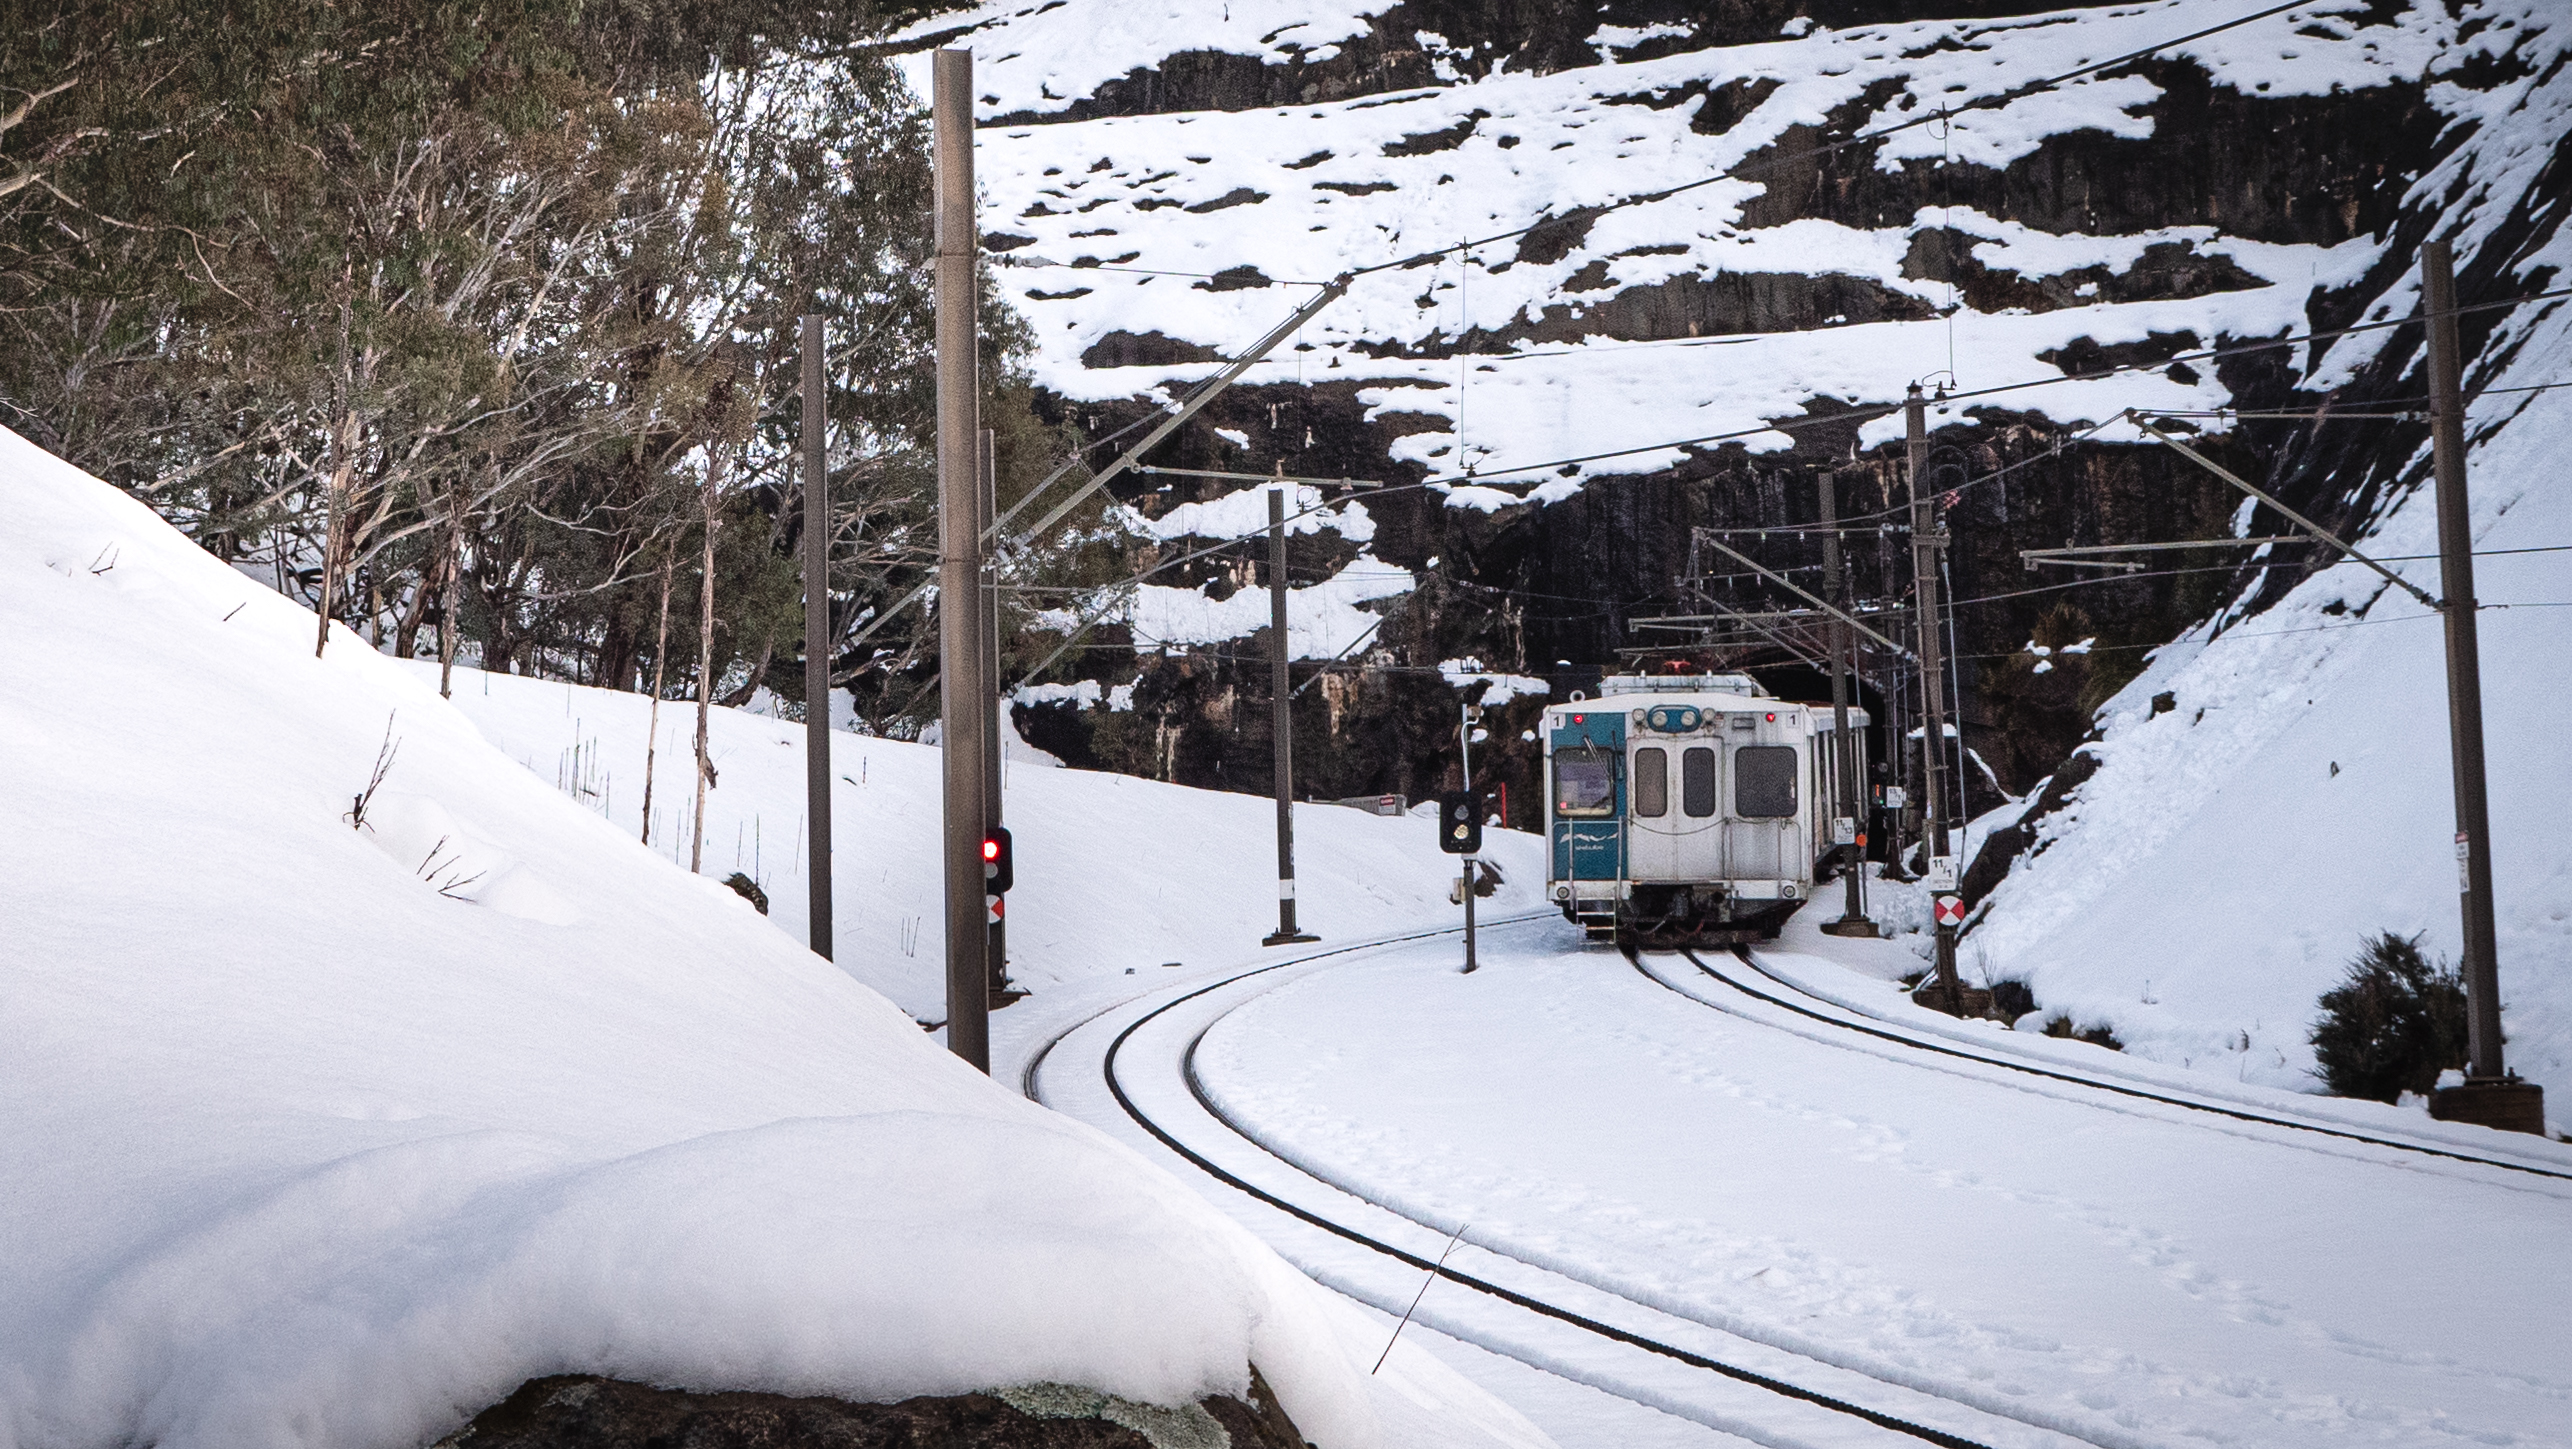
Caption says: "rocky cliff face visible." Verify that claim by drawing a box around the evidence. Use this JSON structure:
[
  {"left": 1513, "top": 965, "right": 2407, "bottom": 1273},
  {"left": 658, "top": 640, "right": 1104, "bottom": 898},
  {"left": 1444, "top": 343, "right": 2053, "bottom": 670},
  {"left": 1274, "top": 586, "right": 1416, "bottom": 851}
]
[{"left": 902, "top": 0, "right": 2569, "bottom": 828}]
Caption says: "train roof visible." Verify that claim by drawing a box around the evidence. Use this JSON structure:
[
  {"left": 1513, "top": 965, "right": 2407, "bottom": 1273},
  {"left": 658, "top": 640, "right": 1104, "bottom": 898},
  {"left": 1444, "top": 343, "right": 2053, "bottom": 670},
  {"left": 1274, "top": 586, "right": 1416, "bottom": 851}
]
[{"left": 1544, "top": 685, "right": 1870, "bottom": 729}]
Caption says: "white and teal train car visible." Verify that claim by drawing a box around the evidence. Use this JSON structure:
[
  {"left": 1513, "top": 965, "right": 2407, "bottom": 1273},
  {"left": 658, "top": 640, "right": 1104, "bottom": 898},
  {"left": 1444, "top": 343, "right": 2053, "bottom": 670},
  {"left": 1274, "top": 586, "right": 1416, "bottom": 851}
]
[{"left": 1542, "top": 673, "right": 1868, "bottom": 946}]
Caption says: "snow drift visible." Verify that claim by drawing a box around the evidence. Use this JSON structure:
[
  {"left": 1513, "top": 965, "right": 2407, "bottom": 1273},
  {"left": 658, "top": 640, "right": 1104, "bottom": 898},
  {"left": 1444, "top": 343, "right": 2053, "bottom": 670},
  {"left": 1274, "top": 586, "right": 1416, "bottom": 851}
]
[{"left": 0, "top": 425, "right": 1548, "bottom": 1449}]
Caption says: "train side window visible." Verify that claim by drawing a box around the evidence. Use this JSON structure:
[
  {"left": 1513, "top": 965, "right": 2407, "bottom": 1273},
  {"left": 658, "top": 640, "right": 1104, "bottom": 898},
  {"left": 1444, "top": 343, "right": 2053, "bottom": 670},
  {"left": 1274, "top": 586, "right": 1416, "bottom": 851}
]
[
  {"left": 1553, "top": 748, "right": 1617, "bottom": 817},
  {"left": 1632, "top": 747, "right": 1668, "bottom": 818},
  {"left": 1681, "top": 747, "right": 1717, "bottom": 817},
  {"left": 1734, "top": 745, "right": 1798, "bottom": 818}
]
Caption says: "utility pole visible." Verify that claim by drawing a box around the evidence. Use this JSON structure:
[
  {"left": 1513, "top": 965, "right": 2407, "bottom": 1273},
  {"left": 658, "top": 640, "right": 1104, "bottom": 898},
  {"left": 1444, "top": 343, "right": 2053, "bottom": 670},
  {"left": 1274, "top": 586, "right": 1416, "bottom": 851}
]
[
  {"left": 932, "top": 49, "right": 991, "bottom": 1071},
  {"left": 1909, "top": 386, "right": 1963, "bottom": 1014},
  {"left": 2421, "top": 239, "right": 2543, "bottom": 1133},
  {"left": 1264, "top": 484, "right": 1318, "bottom": 945},
  {"left": 800, "top": 314, "right": 833, "bottom": 961},
  {"left": 1819, "top": 471, "right": 1875, "bottom": 937},
  {"left": 980, "top": 428, "right": 1011, "bottom": 998}
]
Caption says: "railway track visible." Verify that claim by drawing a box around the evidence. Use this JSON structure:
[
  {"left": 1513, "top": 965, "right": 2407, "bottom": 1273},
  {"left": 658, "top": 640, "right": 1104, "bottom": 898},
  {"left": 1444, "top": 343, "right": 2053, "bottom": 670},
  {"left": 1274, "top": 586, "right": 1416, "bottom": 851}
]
[
  {"left": 1026, "top": 923, "right": 2124, "bottom": 1449},
  {"left": 1632, "top": 945, "right": 2572, "bottom": 1191}
]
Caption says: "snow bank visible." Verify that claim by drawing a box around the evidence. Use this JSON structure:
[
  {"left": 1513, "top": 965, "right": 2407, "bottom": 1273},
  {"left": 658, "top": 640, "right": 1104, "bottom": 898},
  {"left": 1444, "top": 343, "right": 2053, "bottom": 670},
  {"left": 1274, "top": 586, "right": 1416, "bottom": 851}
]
[{"left": 0, "top": 426, "right": 1548, "bottom": 1449}]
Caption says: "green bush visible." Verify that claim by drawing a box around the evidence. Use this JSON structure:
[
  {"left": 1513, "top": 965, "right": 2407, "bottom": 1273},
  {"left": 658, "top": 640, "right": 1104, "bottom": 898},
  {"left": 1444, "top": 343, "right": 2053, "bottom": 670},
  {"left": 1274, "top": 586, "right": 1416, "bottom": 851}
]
[{"left": 2310, "top": 933, "right": 2468, "bottom": 1102}]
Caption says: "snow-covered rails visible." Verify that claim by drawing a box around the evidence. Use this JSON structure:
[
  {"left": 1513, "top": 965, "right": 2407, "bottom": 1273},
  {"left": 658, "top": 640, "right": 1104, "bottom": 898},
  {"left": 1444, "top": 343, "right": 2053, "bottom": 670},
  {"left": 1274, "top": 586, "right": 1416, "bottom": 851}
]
[{"left": 1543, "top": 675, "right": 1867, "bottom": 947}]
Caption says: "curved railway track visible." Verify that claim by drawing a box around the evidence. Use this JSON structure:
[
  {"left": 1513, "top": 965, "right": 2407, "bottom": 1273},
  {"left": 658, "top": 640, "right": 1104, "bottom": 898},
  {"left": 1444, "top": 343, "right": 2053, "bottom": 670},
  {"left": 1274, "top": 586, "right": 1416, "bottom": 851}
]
[
  {"left": 1027, "top": 922, "right": 2131, "bottom": 1449},
  {"left": 1633, "top": 945, "right": 2572, "bottom": 1190}
]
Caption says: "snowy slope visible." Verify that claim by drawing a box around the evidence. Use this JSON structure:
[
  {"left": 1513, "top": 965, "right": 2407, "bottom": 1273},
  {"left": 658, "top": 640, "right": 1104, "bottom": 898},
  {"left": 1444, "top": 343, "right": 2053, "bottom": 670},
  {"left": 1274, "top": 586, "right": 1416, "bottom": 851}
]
[
  {"left": 0, "top": 425, "right": 1549, "bottom": 1449},
  {"left": 1965, "top": 365, "right": 2572, "bottom": 1113},
  {"left": 415, "top": 661, "right": 1546, "bottom": 1025}
]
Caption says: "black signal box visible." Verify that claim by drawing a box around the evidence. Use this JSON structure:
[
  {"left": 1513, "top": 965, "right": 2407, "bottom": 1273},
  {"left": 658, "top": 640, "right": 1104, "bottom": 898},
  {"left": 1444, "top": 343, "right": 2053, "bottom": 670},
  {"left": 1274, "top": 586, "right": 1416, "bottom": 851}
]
[
  {"left": 1436, "top": 792, "right": 1483, "bottom": 856},
  {"left": 981, "top": 826, "right": 1013, "bottom": 895}
]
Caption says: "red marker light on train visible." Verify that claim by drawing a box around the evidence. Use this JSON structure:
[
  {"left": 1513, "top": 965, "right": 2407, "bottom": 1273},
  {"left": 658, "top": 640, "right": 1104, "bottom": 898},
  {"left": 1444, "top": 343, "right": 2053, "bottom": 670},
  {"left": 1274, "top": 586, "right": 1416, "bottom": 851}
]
[
  {"left": 1572, "top": 714, "right": 1585, "bottom": 723},
  {"left": 1765, "top": 712, "right": 1776, "bottom": 722}
]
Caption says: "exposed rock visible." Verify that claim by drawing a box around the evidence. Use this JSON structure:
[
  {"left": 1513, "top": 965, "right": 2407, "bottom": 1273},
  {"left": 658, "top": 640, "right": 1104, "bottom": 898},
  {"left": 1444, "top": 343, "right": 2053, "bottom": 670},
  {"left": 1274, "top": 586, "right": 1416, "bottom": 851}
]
[{"left": 436, "top": 1372, "right": 1313, "bottom": 1449}]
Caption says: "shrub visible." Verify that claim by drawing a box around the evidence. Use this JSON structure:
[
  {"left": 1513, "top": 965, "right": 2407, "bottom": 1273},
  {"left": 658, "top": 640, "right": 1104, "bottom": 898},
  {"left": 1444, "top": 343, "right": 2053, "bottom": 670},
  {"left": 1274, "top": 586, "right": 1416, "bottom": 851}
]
[
  {"left": 2041, "top": 1014, "right": 2123, "bottom": 1051},
  {"left": 2309, "top": 932, "right": 2467, "bottom": 1102}
]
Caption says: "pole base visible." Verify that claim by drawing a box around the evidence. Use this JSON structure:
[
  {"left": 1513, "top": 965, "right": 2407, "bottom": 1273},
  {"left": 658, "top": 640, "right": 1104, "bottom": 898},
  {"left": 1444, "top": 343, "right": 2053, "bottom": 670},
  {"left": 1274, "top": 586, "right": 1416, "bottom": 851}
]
[
  {"left": 1820, "top": 917, "right": 1882, "bottom": 938},
  {"left": 1911, "top": 983, "right": 1993, "bottom": 1019},
  {"left": 2428, "top": 1077, "right": 2549, "bottom": 1136},
  {"left": 1263, "top": 931, "right": 1321, "bottom": 947}
]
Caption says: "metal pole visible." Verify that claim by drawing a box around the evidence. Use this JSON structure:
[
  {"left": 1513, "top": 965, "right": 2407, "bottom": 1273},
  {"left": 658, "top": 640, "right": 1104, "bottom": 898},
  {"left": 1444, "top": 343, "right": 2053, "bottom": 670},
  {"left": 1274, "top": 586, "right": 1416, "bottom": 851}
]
[
  {"left": 1908, "top": 386, "right": 1961, "bottom": 1012},
  {"left": 1264, "top": 485, "right": 1317, "bottom": 945},
  {"left": 932, "top": 49, "right": 991, "bottom": 1071},
  {"left": 1820, "top": 473, "right": 1873, "bottom": 936},
  {"left": 2424, "top": 239, "right": 2507, "bottom": 1083},
  {"left": 980, "top": 427, "right": 1009, "bottom": 998},
  {"left": 800, "top": 314, "right": 833, "bottom": 961},
  {"left": 1461, "top": 702, "right": 1477, "bottom": 973}
]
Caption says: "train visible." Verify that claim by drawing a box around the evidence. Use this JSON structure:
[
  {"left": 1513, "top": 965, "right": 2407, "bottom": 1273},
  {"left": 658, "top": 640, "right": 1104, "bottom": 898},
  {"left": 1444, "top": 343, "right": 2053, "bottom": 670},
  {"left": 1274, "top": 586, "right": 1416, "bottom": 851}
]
[{"left": 1542, "top": 673, "right": 1869, "bottom": 946}]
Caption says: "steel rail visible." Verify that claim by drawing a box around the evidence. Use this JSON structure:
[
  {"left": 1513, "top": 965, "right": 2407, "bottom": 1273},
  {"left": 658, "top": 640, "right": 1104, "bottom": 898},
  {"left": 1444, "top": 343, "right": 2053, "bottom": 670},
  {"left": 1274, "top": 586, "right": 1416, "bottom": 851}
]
[{"left": 1665, "top": 946, "right": 2572, "bottom": 1185}]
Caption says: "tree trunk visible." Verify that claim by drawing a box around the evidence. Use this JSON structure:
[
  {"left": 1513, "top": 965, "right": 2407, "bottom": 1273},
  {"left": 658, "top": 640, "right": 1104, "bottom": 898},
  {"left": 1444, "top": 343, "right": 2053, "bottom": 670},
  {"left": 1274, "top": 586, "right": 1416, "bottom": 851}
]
[
  {"left": 437, "top": 484, "right": 468, "bottom": 698},
  {"left": 691, "top": 451, "right": 725, "bottom": 874},
  {"left": 315, "top": 269, "right": 357, "bottom": 659},
  {"left": 640, "top": 551, "right": 674, "bottom": 846}
]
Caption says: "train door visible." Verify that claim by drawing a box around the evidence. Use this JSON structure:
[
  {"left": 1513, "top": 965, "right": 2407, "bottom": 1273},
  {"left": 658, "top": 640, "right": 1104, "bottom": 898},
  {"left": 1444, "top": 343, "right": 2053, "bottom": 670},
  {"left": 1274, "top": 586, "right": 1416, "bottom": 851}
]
[
  {"left": 1723, "top": 740, "right": 1804, "bottom": 881},
  {"left": 1627, "top": 738, "right": 1721, "bottom": 881}
]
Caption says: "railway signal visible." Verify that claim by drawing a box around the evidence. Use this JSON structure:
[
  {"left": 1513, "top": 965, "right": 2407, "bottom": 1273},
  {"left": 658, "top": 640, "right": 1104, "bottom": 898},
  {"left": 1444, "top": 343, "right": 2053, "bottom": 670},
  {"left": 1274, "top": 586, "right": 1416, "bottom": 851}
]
[
  {"left": 982, "top": 826, "right": 1013, "bottom": 896},
  {"left": 1933, "top": 895, "right": 1965, "bottom": 929},
  {"left": 1437, "top": 792, "right": 1484, "bottom": 856}
]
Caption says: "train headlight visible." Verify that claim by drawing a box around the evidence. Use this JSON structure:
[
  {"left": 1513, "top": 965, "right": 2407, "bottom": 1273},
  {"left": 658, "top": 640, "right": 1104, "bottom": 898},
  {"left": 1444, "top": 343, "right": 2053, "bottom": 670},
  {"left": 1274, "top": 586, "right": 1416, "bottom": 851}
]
[
  {"left": 1554, "top": 885, "right": 1572, "bottom": 902},
  {"left": 1781, "top": 883, "right": 1799, "bottom": 899}
]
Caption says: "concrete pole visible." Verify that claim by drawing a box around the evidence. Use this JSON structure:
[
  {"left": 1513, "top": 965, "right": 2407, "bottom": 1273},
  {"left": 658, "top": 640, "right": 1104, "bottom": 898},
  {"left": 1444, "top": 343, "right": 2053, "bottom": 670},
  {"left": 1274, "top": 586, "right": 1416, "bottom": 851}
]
[
  {"left": 980, "top": 428, "right": 1008, "bottom": 998},
  {"left": 2423, "top": 240, "right": 2507, "bottom": 1081},
  {"left": 1264, "top": 485, "right": 1317, "bottom": 945},
  {"left": 800, "top": 314, "right": 833, "bottom": 961},
  {"left": 1820, "top": 472, "right": 1874, "bottom": 936},
  {"left": 1908, "top": 386, "right": 1960, "bottom": 1011},
  {"left": 932, "top": 49, "right": 991, "bottom": 1070}
]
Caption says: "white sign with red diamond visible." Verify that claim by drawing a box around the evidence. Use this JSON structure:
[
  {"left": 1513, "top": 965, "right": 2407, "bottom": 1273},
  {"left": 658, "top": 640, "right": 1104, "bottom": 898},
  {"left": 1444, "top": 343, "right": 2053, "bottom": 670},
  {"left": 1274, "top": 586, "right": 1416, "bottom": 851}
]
[{"left": 1933, "top": 894, "right": 1966, "bottom": 927}]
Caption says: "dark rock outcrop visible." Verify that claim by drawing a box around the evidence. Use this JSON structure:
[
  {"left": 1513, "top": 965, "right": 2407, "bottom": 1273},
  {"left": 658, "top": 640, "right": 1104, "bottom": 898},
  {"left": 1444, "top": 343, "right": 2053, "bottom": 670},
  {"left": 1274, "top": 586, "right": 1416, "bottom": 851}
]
[{"left": 437, "top": 1372, "right": 1312, "bottom": 1449}]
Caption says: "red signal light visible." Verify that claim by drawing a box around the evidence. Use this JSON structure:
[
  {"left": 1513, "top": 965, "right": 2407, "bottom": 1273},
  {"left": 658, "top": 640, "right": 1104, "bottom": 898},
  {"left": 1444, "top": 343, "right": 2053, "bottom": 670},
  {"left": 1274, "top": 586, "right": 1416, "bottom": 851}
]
[{"left": 981, "top": 838, "right": 1001, "bottom": 862}]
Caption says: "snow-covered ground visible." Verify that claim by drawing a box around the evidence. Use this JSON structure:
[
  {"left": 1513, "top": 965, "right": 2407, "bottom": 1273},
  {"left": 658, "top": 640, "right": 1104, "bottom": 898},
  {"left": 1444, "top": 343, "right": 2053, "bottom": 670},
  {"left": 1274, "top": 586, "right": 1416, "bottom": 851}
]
[
  {"left": 0, "top": 425, "right": 1550, "bottom": 1449},
  {"left": 1178, "top": 923, "right": 2572, "bottom": 1449}
]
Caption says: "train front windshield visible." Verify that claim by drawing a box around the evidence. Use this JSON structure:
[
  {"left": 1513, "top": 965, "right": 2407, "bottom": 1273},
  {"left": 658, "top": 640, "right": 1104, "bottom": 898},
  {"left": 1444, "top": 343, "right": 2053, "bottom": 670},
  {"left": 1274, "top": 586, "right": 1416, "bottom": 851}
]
[{"left": 1554, "top": 749, "right": 1616, "bottom": 816}]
